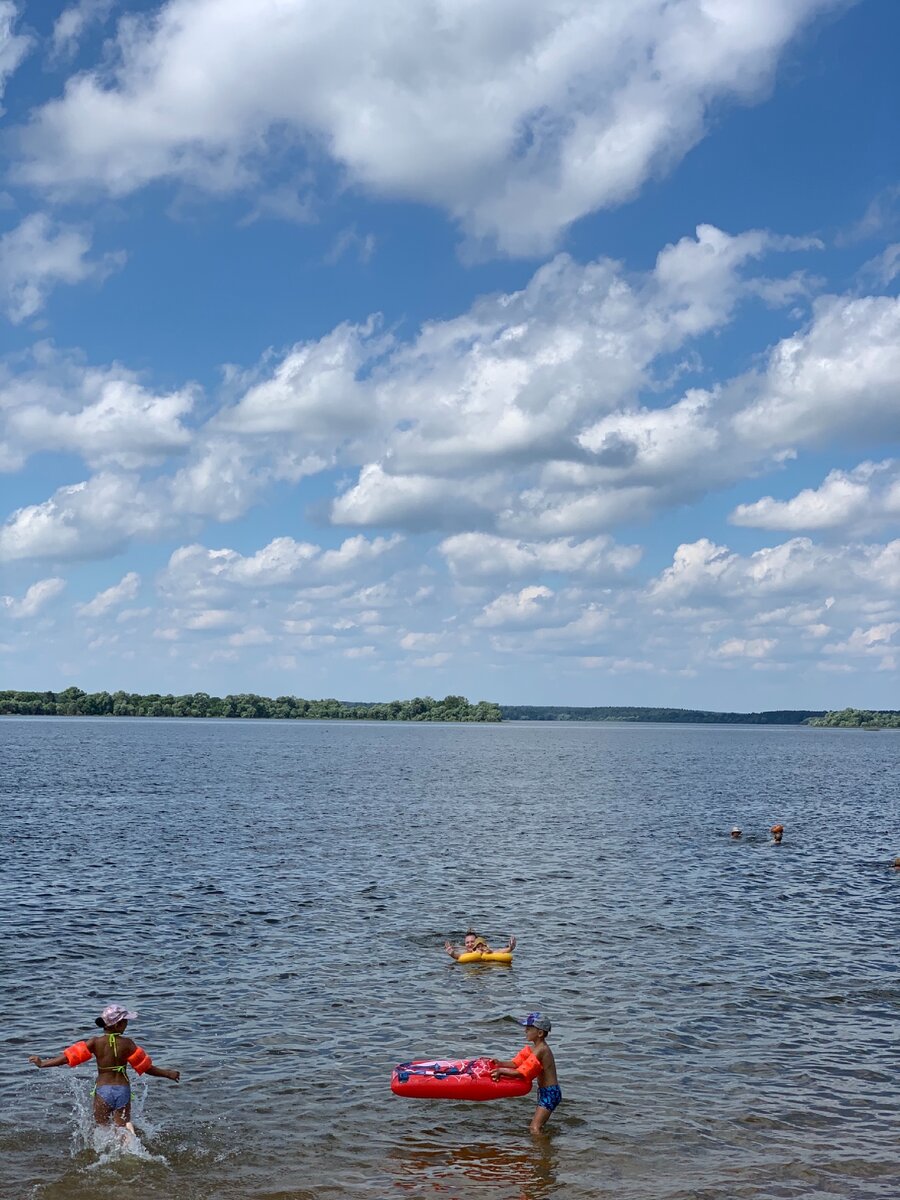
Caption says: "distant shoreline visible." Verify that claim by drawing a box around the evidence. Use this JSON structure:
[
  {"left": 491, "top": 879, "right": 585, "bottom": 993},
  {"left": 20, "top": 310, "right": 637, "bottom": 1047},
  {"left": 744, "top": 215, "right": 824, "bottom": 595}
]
[
  {"left": 504, "top": 707, "right": 898, "bottom": 728},
  {"left": 3, "top": 690, "right": 898, "bottom": 727},
  {"left": 500, "top": 705, "right": 825, "bottom": 725}
]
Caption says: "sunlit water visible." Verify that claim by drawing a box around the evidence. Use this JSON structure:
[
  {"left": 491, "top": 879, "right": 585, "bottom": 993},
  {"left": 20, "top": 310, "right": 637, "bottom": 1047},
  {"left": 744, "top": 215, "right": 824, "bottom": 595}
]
[{"left": 2, "top": 717, "right": 898, "bottom": 1200}]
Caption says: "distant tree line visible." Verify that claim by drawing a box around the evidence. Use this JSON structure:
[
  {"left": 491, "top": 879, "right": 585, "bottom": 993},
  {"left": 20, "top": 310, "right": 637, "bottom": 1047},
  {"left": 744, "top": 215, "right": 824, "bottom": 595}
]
[
  {"left": 0, "top": 688, "right": 502, "bottom": 723},
  {"left": 500, "top": 705, "right": 825, "bottom": 724},
  {"left": 806, "top": 708, "right": 900, "bottom": 730},
  {"left": 6, "top": 692, "right": 894, "bottom": 727}
]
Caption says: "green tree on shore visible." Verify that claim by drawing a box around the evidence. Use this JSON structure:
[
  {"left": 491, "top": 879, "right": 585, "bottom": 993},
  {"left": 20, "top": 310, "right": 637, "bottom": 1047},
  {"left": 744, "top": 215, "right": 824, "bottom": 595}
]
[
  {"left": 0, "top": 689, "right": 502, "bottom": 723},
  {"left": 806, "top": 708, "right": 900, "bottom": 729}
]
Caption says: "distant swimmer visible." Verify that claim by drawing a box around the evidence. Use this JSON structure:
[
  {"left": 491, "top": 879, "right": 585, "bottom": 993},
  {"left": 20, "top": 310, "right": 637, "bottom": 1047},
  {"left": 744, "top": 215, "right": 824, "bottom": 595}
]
[
  {"left": 491, "top": 1013, "right": 560, "bottom": 1136},
  {"left": 892, "top": 857, "right": 900, "bottom": 870},
  {"left": 730, "top": 827, "right": 742, "bottom": 839},
  {"left": 444, "top": 930, "right": 517, "bottom": 960},
  {"left": 770, "top": 824, "right": 784, "bottom": 844},
  {"left": 29, "top": 1004, "right": 179, "bottom": 1129}
]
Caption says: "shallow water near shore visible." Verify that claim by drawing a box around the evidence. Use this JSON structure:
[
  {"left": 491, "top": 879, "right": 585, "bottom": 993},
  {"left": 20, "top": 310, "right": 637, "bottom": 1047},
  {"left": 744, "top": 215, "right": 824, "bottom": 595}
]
[{"left": 2, "top": 716, "right": 899, "bottom": 1200}]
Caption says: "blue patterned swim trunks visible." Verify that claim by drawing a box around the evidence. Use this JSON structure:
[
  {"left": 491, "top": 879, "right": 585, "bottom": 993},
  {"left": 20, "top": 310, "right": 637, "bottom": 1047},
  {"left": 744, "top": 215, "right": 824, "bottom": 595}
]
[{"left": 537, "top": 1084, "right": 562, "bottom": 1112}]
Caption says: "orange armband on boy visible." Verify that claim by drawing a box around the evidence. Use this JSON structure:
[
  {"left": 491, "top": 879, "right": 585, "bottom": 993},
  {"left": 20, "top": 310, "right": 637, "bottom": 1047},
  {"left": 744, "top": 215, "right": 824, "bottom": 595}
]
[
  {"left": 63, "top": 1041, "right": 93, "bottom": 1067},
  {"left": 127, "top": 1046, "right": 153, "bottom": 1074},
  {"left": 512, "top": 1046, "right": 541, "bottom": 1080}
]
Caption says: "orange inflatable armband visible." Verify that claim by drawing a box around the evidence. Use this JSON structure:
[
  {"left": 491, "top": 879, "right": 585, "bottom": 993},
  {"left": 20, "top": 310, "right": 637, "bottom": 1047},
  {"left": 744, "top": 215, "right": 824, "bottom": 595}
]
[
  {"left": 512, "top": 1046, "right": 541, "bottom": 1081},
  {"left": 127, "top": 1046, "right": 152, "bottom": 1075},
  {"left": 63, "top": 1041, "right": 92, "bottom": 1067}
]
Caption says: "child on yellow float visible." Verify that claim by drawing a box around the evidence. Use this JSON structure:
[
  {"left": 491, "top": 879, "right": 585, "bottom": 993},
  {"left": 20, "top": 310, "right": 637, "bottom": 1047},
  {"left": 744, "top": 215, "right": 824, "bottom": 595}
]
[
  {"left": 490, "top": 1013, "right": 560, "bottom": 1135},
  {"left": 29, "top": 1004, "right": 179, "bottom": 1128}
]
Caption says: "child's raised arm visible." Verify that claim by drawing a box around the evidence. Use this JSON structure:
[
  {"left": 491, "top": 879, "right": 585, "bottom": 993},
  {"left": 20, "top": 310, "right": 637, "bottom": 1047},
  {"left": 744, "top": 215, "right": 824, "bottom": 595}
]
[{"left": 29, "top": 1036, "right": 99, "bottom": 1069}]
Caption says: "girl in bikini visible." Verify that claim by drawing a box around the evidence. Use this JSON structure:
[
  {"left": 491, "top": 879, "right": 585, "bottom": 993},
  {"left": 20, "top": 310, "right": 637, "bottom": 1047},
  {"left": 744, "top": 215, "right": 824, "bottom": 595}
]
[{"left": 29, "top": 1003, "right": 180, "bottom": 1127}]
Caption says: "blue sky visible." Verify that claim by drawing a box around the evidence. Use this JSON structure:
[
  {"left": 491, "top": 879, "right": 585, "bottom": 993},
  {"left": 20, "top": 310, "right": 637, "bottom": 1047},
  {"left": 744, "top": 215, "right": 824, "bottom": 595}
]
[{"left": 1, "top": 0, "right": 898, "bottom": 709}]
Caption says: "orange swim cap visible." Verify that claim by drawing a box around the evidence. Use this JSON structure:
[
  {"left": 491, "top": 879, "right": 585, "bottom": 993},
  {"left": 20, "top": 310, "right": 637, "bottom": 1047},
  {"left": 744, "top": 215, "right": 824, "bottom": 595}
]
[{"left": 771, "top": 824, "right": 784, "bottom": 833}]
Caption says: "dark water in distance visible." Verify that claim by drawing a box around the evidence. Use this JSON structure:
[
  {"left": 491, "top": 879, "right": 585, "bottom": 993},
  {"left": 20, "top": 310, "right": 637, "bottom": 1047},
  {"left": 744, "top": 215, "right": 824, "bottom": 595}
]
[{"left": 2, "top": 717, "right": 898, "bottom": 1200}]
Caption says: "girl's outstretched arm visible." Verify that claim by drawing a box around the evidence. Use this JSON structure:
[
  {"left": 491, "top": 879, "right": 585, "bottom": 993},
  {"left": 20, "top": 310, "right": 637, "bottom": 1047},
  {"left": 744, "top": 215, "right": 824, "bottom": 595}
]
[
  {"left": 28, "top": 1054, "right": 68, "bottom": 1068},
  {"left": 145, "top": 1064, "right": 180, "bottom": 1082}
]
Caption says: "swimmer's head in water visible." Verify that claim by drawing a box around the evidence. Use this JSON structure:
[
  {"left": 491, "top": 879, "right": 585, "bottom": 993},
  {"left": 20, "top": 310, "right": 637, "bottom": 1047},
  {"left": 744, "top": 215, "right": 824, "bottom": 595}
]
[
  {"left": 98, "top": 1004, "right": 137, "bottom": 1029},
  {"left": 730, "top": 827, "right": 742, "bottom": 838},
  {"left": 770, "top": 824, "right": 784, "bottom": 842},
  {"left": 892, "top": 857, "right": 900, "bottom": 870}
]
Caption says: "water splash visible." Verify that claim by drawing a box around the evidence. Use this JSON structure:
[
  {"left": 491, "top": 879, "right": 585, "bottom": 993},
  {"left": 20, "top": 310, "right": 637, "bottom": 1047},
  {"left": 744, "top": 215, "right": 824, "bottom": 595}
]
[{"left": 65, "top": 1076, "right": 168, "bottom": 1167}]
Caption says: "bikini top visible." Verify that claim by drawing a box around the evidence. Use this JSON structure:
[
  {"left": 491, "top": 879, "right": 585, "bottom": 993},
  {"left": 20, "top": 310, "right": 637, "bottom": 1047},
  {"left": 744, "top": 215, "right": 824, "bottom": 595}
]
[{"left": 103, "top": 1032, "right": 128, "bottom": 1074}]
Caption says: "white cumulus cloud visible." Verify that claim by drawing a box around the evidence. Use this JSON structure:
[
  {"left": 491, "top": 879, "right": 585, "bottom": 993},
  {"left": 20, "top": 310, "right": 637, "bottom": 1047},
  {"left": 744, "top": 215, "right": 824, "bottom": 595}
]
[
  {"left": 715, "top": 636, "right": 777, "bottom": 658},
  {"left": 0, "top": 213, "right": 123, "bottom": 323},
  {"left": 2, "top": 575, "right": 66, "bottom": 618},
  {"left": 77, "top": 570, "right": 140, "bottom": 617},
  {"left": 650, "top": 536, "right": 900, "bottom": 606},
  {"left": 159, "top": 533, "right": 403, "bottom": 601},
  {"left": 16, "top": 0, "right": 839, "bottom": 253},
  {"left": 169, "top": 439, "right": 264, "bottom": 521},
  {"left": 412, "top": 651, "right": 451, "bottom": 668},
  {"left": 50, "top": 0, "right": 114, "bottom": 63},
  {"left": 475, "top": 585, "right": 555, "bottom": 628},
  {"left": 0, "top": 474, "right": 178, "bottom": 562},
  {"left": 0, "top": 346, "right": 195, "bottom": 471},
  {"left": 0, "top": 3, "right": 29, "bottom": 105},
  {"left": 734, "top": 295, "right": 900, "bottom": 448},
  {"left": 731, "top": 460, "right": 900, "bottom": 533},
  {"left": 218, "top": 321, "right": 381, "bottom": 438},
  {"left": 4, "top": 365, "right": 193, "bottom": 468},
  {"left": 440, "top": 532, "right": 641, "bottom": 582},
  {"left": 331, "top": 463, "right": 496, "bottom": 531},
  {"left": 823, "top": 622, "right": 898, "bottom": 658}
]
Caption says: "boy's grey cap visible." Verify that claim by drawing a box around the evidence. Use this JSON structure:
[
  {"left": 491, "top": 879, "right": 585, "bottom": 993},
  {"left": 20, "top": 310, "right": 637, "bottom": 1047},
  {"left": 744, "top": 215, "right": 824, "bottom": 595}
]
[{"left": 519, "top": 1012, "right": 551, "bottom": 1032}]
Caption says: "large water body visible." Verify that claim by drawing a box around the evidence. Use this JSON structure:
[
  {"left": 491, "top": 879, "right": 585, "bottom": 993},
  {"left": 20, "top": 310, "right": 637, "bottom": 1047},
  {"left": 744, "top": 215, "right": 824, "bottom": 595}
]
[{"left": 2, "top": 717, "right": 898, "bottom": 1200}]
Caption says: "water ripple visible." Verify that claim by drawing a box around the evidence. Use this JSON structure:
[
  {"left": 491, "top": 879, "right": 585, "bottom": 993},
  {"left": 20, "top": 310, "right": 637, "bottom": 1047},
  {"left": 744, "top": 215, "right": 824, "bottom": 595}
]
[{"left": 2, "top": 717, "right": 898, "bottom": 1198}]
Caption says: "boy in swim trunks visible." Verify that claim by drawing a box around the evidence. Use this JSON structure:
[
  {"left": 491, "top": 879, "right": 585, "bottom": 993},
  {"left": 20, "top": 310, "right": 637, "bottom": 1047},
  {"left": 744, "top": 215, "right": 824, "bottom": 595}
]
[
  {"left": 444, "top": 930, "right": 517, "bottom": 959},
  {"left": 29, "top": 1004, "right": 179, "bottom": 1128},
  {"left": 491, "top": 1012, "right": 560, "bottom": 1135}
]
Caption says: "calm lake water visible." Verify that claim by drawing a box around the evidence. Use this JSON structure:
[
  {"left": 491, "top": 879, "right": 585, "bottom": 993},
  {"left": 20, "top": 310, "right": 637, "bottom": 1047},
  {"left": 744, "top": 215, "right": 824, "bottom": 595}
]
[{"left": 2, "top": 717, "right": 898, "bottom": 1200}]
